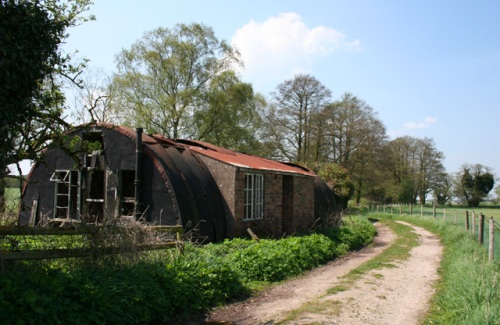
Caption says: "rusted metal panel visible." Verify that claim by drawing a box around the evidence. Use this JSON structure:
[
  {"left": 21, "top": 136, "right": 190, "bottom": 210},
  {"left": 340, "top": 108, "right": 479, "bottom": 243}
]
[{"left": 185, "top": 144, "right": 316, "bottom": 176}]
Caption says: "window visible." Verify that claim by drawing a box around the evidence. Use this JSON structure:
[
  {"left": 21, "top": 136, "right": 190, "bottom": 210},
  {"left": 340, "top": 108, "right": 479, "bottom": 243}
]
[
  {"left": 244, "top": 174, "right": 264, "bottom": 220},
  {"left": 50, "top": 170, "right": 79, "bottom": 219},
  {"left": 120, "top": 170, "right": 135, "bottom": 217}
]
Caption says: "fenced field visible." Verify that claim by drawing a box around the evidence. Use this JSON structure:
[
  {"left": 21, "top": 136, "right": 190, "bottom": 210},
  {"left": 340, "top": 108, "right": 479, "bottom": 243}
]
[{"left": 372, "top": 204, "right": 500, "bottom": 260}]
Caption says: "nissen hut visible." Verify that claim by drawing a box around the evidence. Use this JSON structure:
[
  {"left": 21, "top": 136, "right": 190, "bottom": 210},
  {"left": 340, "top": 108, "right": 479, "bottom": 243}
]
[{"left": 19, "top": 124, "right": 338, "bottom": 242}]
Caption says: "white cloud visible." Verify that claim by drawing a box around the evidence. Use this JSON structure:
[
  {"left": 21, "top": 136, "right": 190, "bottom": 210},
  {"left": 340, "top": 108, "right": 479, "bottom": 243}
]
[
  {"left": 231, "top": 12, "right": 360, "bottom": 92},
  {"left": 404, "top": 117, "right": 438, "bottom": 130}
]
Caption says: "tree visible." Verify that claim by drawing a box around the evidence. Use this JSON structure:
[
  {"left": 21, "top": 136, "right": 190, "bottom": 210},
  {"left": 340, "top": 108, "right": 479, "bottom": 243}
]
[
  {"left": 0, "top": 0, "right": 93, "bottom": 211},
  {"left": 317, "top": 163, "right": 353, "bottom": 209},
  {"left": 110, "top": 23, "right": 242, "bottom": 139},
  {"left": 69, "top": 67, "right": 115, "bottom": 124},
  {"left": 493, "top": 184, "right": 500, "bottom": 205},
  {"left": 321, "top": 92, "right": 387, "bottom": 204},
  {"left": 415, "top": 138, "right": 446, "bottom": 204},
  {"left": 266, "top": 74, "right": 331, "bottom": 161},
  {"left": 387, "top": 136, "right": 445, "bottom": 204},
  {"left": 455, "top": 163, "right": 495, "bottom": 207},
  {"left": 192, "top": 71, "right": 264, "bottom": 153},
  {"left": 433, "top": 173, "right": 453, "bottom": 205}
]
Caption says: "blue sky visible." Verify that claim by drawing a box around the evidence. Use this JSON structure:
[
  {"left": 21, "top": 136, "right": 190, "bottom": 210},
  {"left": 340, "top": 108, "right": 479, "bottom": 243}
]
[{"left": 60, "top": 0, "right": 500, "bottom": 177}]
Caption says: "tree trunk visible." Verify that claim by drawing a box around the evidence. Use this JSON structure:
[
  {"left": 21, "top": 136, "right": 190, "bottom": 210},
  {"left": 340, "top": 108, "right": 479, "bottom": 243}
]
[{"left": 0, "top": 168, "right": 6, "bottom": 214}]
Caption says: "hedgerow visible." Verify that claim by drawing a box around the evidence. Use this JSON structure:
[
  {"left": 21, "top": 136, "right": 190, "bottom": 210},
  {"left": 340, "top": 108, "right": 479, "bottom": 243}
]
[{"left": 0, "top": 217, "right": 375, "bottom": 324}]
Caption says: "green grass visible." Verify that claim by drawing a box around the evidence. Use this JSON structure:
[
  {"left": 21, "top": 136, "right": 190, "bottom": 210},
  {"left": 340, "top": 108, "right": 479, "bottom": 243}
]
[
  {"left": 342, "top": 219, "right": 419, "bottom": 281},
  {"left": 4, "top": 187, "right": 21, "bottom": 207},
  {"left": 2, "top": 187, "right": 21, "bottom": 225},
  {"left": 374, "top": 205, "right": 500, "bottom": 260},
  {"left": 281, "top": 214, "right": 499, "bottom": 324},
  {"left": 377, "top": 214, "right": 499, "bottom": 325},
  {"left": 374, "top": 204, "right": 500, "bottom": 220},
  {"left": 0, "top": 217, "right": 377, "bottom": 324}
]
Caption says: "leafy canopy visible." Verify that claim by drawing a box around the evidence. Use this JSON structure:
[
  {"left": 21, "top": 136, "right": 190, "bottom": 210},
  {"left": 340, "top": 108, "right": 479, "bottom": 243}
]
[
  {"left": 0, "top": 0, "right": 93, "bottom": 171},
  {"left": 111, "top": 23, "right": 262, "bottom": 146}
]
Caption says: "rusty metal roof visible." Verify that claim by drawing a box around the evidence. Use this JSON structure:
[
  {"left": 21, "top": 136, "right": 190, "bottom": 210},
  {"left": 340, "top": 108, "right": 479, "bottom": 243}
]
[
  {"left": 79, "top": 124, "right": 315, "bottom": 176},
  {"left": 174, "top": 139, "right": 316, "bottom": 176}
]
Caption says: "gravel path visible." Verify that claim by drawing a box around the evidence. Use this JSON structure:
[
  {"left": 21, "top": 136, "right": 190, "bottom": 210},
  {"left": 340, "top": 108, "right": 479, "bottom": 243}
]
[{"left": 205, "top": 221, "right": 442, "bottom": 325}]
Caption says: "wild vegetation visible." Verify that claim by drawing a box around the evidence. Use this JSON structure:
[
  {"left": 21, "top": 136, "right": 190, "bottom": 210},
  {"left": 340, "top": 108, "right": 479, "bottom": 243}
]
[
  {"left": 1, "top": 2, "right": 498, "bottom": 323},
  {"left": 0, "top": 217, "right": 375, "bottom": 324}
]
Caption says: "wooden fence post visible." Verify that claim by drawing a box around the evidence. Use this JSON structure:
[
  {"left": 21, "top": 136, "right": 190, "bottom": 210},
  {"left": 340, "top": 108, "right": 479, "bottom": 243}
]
[
  {"left": 410, "top": 204, "right": 413, "bottom": 215},
  {"left": 472, "top": 211, "right": 476, "bottom": 237},
  {"left": 478, "top": 213, "right": 485, "bottom": 245},
  {"left": 465, "top": 210, "right": 469, "bottom": 230},
  {"left": 29, "top": 200, "right": 38, "bottom": 226},
  {"left": 421, "top": 204, "right": 423, "bottom": 216},
  {"left": 489, "top": 217, "right": 495, "bottom": 262},
  {"left": 454, "top": 209, "right": 457, "bottom": 225},
  {"left": 443, "top": 208, "right": 446, "bottom": 221},
  {"left": 399, "top": 204, "right": 402, "bottom": 214},
  {"left": 433, "top": 205, "right": 436, "bottom": 218}
]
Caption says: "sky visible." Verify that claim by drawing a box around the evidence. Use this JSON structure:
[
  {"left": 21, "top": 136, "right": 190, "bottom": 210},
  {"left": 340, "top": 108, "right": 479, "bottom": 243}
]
[{"left": 26, "top": 0, "right": 500, "bottom": 177}]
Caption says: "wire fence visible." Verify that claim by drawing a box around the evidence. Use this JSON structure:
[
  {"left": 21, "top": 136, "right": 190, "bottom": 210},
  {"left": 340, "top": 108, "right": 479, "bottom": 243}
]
[{"left": 371, "top": 204, "right": 500, "bottom": 262}]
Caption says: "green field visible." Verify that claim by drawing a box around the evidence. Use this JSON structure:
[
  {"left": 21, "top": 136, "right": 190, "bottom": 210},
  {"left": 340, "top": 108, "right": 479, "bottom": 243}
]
[
  {"left": 373, "top": 204, "right": 500, "bottom": 260},
  {"left": 5, "top": 187, "right": 21, "bottom": 206}
]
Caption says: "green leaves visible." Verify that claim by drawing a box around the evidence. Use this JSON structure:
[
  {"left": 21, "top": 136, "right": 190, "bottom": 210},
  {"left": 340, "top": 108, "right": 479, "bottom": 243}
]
[
  {"left": 0, "top": 218, "right": 376, "bottom": 324},
  {"left": 0, "top": 0, "right": 93, "bottom": 181},
  {"left": 458, "top": 164, "right": 495, "bottom": 207},
  {"left": 111, "top": 23, "right": 245, "bottom": 140}
]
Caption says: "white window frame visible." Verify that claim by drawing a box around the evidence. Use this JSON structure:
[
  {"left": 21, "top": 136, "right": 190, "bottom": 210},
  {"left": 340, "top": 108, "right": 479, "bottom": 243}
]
[
  {"left": 50, "top": 170, "right": 79, "bottom": 219},
  {"left": 244, "top": 173, "right": 264, "bottom": 220}
]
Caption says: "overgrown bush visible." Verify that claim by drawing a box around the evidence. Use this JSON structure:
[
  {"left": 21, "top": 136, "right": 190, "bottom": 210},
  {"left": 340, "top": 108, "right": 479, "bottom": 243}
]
[{"left": 0, "top": 217, "right": 376, "bottom": 324}]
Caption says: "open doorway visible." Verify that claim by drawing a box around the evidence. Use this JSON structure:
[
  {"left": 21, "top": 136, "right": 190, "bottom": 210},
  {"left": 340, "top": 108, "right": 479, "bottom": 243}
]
[{"left": 282, "top": 175, "right": 294, "bottom": 234}]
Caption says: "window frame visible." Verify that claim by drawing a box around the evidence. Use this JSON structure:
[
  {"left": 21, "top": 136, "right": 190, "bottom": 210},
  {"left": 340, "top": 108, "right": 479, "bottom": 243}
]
[{"left": 244, "top": 173, "right": 264, "bottom": 220}]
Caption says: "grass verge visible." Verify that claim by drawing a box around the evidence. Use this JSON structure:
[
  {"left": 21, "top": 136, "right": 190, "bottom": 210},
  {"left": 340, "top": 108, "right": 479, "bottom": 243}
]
[{"left": 377, "top": 214, "right": 499, "bottom": 325}]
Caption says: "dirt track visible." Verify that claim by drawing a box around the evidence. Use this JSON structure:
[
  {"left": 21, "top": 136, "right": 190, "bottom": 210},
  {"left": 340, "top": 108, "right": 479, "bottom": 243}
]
[{"left": 205, "top": 221, "right": 442, "bottom": 325}]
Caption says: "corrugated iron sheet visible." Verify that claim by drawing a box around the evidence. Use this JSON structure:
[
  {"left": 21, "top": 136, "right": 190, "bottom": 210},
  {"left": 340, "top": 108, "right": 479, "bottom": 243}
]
[{"left": 180, "top": 143, "right": 316, "bottom": 176}]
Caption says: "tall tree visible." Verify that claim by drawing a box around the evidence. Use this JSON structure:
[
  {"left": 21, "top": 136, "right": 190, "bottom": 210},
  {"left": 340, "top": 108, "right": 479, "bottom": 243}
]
[
  {"left": 433, "top": 172, "right": 453, "bottom": 205},
  {"left": 193, "top": 71, "right": 264, "bottom": 153},
  {"left": 415, "top": 138, "right": 445, "bottom": 204},
  {"left": 455, "top": 163, "right": 495, "bottom": 207},
  {"left": 388, "top": 136, "right": 445, "bottom": 204},
  {"left": 0, "top": 0, "right": 93, "bottom": 211},
  {"left": 111, "top": 23, "right": 242, "bottom": 139},
  {"left": 267, "top": 74, "right": 331, "bottom": 161},
  {"left": 321, "top": 92, "right": 387, "bottom": 204}
]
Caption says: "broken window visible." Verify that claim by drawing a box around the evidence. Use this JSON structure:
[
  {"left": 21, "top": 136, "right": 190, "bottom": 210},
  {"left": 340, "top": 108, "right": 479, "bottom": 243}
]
[
  {"left": 50, "top": 170, "right": 79, "bottom": 219},
  {"left": 120, "top": 170, "right": 135, "bottom": 217},
  {"left": 244, "top": 173, "right": 264, "bottom": 220},
  {"left": 83, "top": 131, "right": 104, "bottom": 168},
  {"left": 85, "top": 170, "right": 105, "bottom": 222}
]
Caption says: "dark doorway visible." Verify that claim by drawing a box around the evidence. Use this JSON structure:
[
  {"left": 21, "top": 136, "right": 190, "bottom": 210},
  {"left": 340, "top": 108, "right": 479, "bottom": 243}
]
[{"left": 282, "top": 175, "right": 294, "bottom": 234}]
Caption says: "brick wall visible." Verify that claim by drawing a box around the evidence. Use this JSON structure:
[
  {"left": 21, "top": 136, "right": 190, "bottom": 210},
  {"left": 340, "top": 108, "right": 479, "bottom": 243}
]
[
  {"left": 191, "top": 153, "right": 316, "bottom": 239},
  {"left": 292, "top": 176, "right": 315, "bottom": 232}
]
